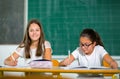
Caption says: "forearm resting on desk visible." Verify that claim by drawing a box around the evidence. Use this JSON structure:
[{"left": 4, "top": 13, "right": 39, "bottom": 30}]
[
  {"left": 103, "top": 54, "right": 118, "bottom": 69},
  {"left": 110, "top": 60, "right": 118, "bottom": 69}
]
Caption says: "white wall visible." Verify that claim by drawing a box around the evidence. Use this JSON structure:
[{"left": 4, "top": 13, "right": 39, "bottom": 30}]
[{"left": 0, "top": 45, "right": 120, "bottom": 67}]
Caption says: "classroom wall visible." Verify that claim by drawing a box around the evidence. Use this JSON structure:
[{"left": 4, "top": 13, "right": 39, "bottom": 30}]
[
  {"left": 0, "top": 0, "right": 120, "bottom": 63},
  {"left": 28, "top": 0, "right": 120, "bottom": 56},
  {"left": 0, "top": 45, "right": 120, "bottom": 67},
  {"left": 0, "top": 0, "right": 120, "bottom": 56}
]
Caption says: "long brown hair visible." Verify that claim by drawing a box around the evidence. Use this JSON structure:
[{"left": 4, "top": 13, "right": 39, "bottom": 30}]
[
  {"left": 80, "top": 28, "right": 104, "bottom": 47},
  {"left": 19, "top": 19, "right": 45, "bottom": 58}
]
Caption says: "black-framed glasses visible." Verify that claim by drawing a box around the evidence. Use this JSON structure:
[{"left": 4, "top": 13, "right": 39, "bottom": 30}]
[{"left": 80, "top": 42, "right": 93, "bottom": 48}]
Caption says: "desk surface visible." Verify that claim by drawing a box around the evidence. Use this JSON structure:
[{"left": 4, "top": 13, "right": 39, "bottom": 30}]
[{"left": 0, "top": 66, "right": 120, "bottom": 74}]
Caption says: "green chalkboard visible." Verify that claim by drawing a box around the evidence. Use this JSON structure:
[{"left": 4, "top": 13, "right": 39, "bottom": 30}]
[
  {"left": 0, "top": 0, "right": 24, "bottom": 44},
  {"left": 28, "top": 0, "right": 120, "bottom": 56}
]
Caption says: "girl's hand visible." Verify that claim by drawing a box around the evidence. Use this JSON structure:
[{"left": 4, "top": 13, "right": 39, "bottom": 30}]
[
  {"left": 60, "top": 58, "right": 71, "bottom": 66},
  {"left": 110, "top": 61, "right": 118, "bottom": 69},
  {"left": 7, "top": 60, "right": 18, "bottom": 66},
  {"left": 59, "top": 55, "right": 75, "bottom": 66}
]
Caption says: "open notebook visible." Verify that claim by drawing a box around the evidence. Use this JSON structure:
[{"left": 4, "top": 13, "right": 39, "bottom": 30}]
[
  {"left": 60, "top": 65, "right": 111, "bottom": 70},
  {"left": 69, "top": 65, "right": 111, "bottom": 69}
]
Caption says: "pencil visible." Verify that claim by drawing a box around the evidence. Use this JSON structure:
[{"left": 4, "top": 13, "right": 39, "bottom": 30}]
[
  {"left": 68, "top": 50, "right": 70, "bottom": 63},
  {"left": 11, "top": 55, "right": 15, "bottom": 61}
]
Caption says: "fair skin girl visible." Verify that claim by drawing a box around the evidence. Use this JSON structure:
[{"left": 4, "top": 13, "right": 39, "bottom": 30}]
[
  {"left": 4, "top": 23, "right": 51, "bottom": 66},
  {"left": 59, "top": 37, "right": 118, "bottom": 69}
]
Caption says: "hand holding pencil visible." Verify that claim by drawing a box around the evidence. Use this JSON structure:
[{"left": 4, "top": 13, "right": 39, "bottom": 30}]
[
  {"left": 4, "top": 53, "right": 18, "bottom": 66},
  {"left": 10, "top": 55, "right": 18, "bottom": 66},
  {"left": 5, "top": 55, "right": 18, "bottom": 66},
  {"left": 59, "top": 50, "right": 75, "bottom": 66}
]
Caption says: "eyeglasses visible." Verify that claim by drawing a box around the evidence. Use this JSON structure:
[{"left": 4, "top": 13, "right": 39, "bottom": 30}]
[{"left": 80, "top": 42, "right": 93, "bottom": 48}]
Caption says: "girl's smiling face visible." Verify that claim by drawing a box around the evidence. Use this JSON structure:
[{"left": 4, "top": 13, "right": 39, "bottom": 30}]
[{"left": 29, "top": 23, "right": 41, "bottom": 42}]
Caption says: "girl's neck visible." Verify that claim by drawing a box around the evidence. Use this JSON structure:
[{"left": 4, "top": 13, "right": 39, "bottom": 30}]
[{"left": 31, "top": 41, "right": 39, "bottom": 49}]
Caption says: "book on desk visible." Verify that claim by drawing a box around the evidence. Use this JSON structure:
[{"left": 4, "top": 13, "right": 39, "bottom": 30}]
[
  {"left": 71, "top": 65, "right": 111, "bottom": 69},
  {"left": 60, "top": 65, "right": 111, "bottom": 70},
  {"left": 29, "top": 59, "right": 52, "bottom": 69}
]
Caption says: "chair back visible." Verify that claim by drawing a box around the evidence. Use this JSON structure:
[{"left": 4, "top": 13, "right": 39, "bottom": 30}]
[
  {"left": 103, "top": 60, "right": 113, "bottom": 76},
  {"left": 52, "top": 59, "right": 59, "bottom": 66}
]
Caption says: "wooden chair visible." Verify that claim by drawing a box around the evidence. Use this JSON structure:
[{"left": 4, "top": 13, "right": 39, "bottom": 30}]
[
  {"left": 52, "top": 59, "right": 59, "bottom": 67},
  {"left": 103, "top": 60, "right": 113, "bottom": 76},
  {"left": 51, "top": 59, "right": 63, "bottom": 78}
]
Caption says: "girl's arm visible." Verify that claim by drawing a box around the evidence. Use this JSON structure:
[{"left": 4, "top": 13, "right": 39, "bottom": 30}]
[
  {"left": 4, "top": 52, "right": 19, "bottom": 66},
  {"left": 43, "top": 48, "right": 52, "bottom": 60},
  {"left": 59, "top": 54, "right": 75, "bottom": 66},
  {"left": 103, "top": 54, "right": 118, "bottom": 69}
]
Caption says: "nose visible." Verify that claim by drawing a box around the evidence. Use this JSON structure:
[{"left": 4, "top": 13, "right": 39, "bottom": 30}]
[{"left": 81, "top": 46, "right": 87, "bottom": 49}]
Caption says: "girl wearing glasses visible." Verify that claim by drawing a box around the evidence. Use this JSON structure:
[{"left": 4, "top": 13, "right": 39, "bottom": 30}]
[{"left": 59, "top": 28, "right": 118, "bottom": 69}]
